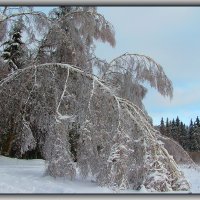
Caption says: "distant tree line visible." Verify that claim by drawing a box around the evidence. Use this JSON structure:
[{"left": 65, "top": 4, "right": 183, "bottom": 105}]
[{"left": 159, "top": 116, "right": 200, "bottom": 152}]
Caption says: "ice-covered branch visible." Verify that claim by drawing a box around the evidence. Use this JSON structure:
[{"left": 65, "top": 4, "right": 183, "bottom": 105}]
[
  {"left": 0, "top": 10, "right": 47, "bottom": 24},
  {"left": 56, "top": 67, "right": 69, "bottom": 116},
  {"left": 107, "top": 53, "right": 173, "bottom": 99},
  {"left": 23, "top": 65, "right": 38, "bottom": 106},
  {"left": 0, "top": 62, "right": 189, "bottom": 192}
]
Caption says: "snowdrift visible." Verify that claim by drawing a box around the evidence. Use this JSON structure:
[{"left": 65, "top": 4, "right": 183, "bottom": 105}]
[{"left": 0, "top": 63, "right": 189, "bottom": 192}]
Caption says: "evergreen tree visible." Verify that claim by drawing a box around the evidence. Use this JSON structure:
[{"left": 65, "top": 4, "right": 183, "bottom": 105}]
[
  {"left": 179, "top": 122, "right": 188, "bottom": 150},
  {"left": 165, "top": 118, "right": 171, "bottom": 137},
  {"left": 159, "top": 117, "right": 165, "bottom": 136},
  {"left": 175, "top": 116, "right": 181, "bottom": 143},
  {"left": 158, "top": 116, "right": 200, "bottom": 152},
  {"left": 184, "top": 125, "right": 190, "bottom": 151},
  {"left": 171, "top": 119, "right": 176, "bottom": 141},
  {"left": 194, "top": 116, "right": 200, "bottom": 127},
  {"left": 191, "top": 116, "right": 200, "bottom": 151},
  {"left": 2, "top": 20, "right": 27, "bottom": 71},
  {"left": 168, "top": 117, "right": 182, "bottom": 143},
  {"left": 188, "top": 119, "right": 199, "bottom": 152}
]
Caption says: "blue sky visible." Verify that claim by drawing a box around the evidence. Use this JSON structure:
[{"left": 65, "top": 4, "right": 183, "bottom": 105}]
[{"left": 94, "top": 6, "right": 200, "bottom": 125}]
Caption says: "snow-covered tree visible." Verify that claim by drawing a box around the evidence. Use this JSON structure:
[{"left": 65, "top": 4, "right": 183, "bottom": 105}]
[
  {"left": 0, "top": 6, "right": 191, "bottom": 192},
  {"left": 0, "top": 63, "right": 190, "bottom": 192},
  {"left": 2, "top": 19, "right": 28, "bottom": 71},
  {"left": 94, "top": 53, "right": 173, "bottom": 111},
  {"left": 0, "top": 6, "right": 49, "bottom": 77},
  {"left": 35, "top": 6, "right": 115, "bottom": 71}
]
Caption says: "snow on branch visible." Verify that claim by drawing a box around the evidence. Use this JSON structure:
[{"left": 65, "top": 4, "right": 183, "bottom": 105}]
[
  {"left": 0, "top": 11, "right": 47, "bottom": 24},
  {"left": 0, "top": 63, "right": 188, "bottom": 192},
  {"left": 52, "top": 8, "right": 116, "bottom": 47},
  {"left": 107, "top": 53, "right": 173, "bottom": 99}
]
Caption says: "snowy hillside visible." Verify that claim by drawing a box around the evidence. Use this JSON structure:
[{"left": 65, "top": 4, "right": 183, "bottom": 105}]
[{"left": 0, "top": 156, "right": 199, "bottom": 194}]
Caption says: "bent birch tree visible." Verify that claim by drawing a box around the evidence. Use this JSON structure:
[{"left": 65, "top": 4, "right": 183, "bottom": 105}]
[{"left": 0, "top": 63, "right": 189, "bottom": 192}]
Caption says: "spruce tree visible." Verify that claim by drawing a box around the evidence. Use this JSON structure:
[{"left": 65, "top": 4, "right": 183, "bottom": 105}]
[
  {"left": 165, "top": 118, "right": 171, "bottom": 137},
  {"left": 195, "top": 116, "right": 200, "bottom": 127},
  {"left": 192, "top": 116, "right": 200, "bottom": 151},
  {"left": 179, "top": 122, "right": 188, "bottom": 150},
  {"left": 171, "top": 119, "right": 176, "bottom": 141},
  {"left": 158, "top": 116, "right": 198, "bottom": 152},
  {"left": 159, "top": 117, "right": 165, "bottom": 136},
  {"left": 175, "top": 116, "right": 181, "bottom": 143},
  {"left": 2, "top": 20, "right": 27, "bottom": 72},
  {"left": 188, "top": 119, "right": 198, "bottom": 152}
]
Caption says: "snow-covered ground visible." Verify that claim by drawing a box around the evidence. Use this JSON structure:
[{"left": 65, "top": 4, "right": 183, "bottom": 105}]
[
  {"left": 0, "top": 155, "right": 199, "bottom": 194},
  {"left": 179, "top": 165, "right": 200, "bottom": 193}
]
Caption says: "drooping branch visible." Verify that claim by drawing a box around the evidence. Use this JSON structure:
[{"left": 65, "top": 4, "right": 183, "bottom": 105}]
[
  {"left": 107, "top": 53, "right": 173, "bottom": 99},
  {"left": 0, "top": 63, "right": 188, "bottom": 192}
]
